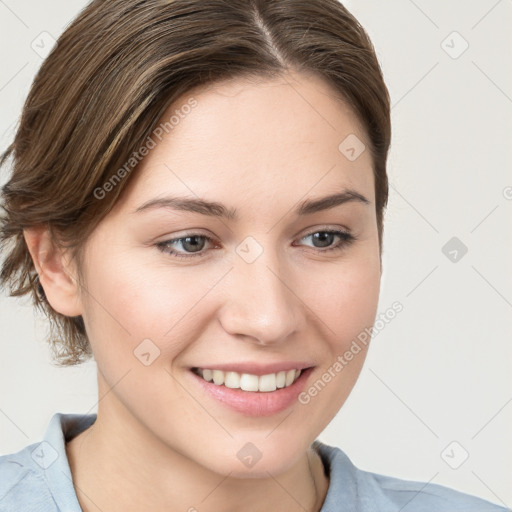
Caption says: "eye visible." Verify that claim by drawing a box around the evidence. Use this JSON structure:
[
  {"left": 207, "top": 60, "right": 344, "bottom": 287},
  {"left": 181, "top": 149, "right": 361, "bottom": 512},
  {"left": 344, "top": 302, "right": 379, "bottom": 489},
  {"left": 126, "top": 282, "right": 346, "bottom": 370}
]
[
  {"left": 295, "top": 228, "right": 356, "bottom": 253},
  {"left": 156, "top": 234, "right": 215, "bottom": 259},
  {"left": 155, "top": 228, "right": 356, "bottom": 260}
]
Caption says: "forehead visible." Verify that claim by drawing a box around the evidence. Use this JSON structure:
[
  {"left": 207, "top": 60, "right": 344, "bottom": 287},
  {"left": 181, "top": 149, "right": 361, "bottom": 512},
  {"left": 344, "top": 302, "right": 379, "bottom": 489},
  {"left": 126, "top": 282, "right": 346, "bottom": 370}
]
[{"left": 116, "top": 71, "right": 374, "bottom": 215}]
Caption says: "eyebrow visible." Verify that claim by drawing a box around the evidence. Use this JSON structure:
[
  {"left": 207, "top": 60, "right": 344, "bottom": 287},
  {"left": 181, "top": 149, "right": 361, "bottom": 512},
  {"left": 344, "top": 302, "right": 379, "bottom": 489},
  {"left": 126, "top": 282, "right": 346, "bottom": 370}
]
[{"left": 131, "top": 188, "right": 370, "bottom": 220}]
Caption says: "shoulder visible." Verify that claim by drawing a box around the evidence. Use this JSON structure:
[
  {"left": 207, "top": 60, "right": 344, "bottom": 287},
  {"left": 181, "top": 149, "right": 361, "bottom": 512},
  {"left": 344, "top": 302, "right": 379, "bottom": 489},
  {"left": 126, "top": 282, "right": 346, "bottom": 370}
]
[
  {"left": 0, "top": 412, "right": 96, "bottom": 512},
  {"left": 0, "top": 444, "right": 59, "bottom": 511},
  {"left": 314, "top": 441, "right": 509, "bottom": 512},
  {"left": 365, "top": 471, "right": 508, "bottom": 512}
]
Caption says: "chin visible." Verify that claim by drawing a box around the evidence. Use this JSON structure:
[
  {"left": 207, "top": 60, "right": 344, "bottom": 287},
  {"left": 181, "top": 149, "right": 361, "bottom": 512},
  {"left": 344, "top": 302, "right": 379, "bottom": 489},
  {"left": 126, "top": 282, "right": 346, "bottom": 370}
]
[{"left": 197, "top": 440, "right": 307, "bottom": 479}]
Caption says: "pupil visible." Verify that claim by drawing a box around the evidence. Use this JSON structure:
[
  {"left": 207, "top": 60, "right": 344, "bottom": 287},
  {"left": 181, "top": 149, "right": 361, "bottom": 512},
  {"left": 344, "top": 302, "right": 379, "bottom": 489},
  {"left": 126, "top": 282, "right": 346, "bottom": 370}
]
[
  {"left": 184, "top": 236, "right": 204, "bottom": 252},
  {"left": 314, "top": 232, "right": 333, "bottom": 248}
]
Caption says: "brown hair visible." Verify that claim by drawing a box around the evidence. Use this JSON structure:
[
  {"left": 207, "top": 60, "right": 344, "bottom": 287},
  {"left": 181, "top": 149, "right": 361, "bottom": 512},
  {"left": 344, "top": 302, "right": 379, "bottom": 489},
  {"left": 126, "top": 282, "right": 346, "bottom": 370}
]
[{"left": 0, "top": 0, "right": 391, "bottom": 365}]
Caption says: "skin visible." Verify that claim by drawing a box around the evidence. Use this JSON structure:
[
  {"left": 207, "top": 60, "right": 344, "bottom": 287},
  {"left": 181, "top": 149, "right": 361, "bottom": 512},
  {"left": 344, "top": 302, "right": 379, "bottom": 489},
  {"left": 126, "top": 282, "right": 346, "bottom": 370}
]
[{"left": 24, "top": 70, "right": 382, "bottom": 512}]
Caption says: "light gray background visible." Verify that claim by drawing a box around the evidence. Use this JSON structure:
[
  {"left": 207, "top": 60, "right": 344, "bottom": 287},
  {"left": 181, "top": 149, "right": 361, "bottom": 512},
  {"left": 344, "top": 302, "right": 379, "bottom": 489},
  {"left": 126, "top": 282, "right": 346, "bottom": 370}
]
[{"left": 1, "top": 0, "right": 511, "bottom": 507}]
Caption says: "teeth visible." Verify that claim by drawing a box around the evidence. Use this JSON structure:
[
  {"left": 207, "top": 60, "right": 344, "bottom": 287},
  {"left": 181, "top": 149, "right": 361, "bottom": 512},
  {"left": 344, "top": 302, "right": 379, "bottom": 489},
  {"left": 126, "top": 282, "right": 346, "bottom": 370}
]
[
  {"left": 224, "top": 371, "right": 240, "bottom": 389},
  {"left": 212, "top": 370, "right": 224, "bottom": 385},
  {"left": 195, "top": 368, "right": 303, "bottom": 392},
  {"left": 285, "top": 369, "right": 296, "bottom": 386},
  {"left": 240, "top": 373, "right": 259, "bottom": 391},
  {"left": 276, "top": 371, "right": 286, "bottom": 389},
  {"left": 259, "top": 373, "right": 276, "bottom": 392},
  {"left": 202, "top": 369, "right": 213, "bottom": 382}
]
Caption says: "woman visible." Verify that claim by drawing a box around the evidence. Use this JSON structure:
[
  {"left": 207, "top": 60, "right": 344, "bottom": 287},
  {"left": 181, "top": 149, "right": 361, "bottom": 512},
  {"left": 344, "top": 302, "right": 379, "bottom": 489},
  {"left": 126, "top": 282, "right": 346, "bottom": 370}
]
[{"left": 0, "top": 1, "right": 507, "bottom": 511}]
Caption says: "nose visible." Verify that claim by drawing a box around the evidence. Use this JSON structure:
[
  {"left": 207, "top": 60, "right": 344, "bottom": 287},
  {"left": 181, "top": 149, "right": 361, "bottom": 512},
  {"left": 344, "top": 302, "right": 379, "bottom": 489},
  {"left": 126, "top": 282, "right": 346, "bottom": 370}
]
[{"left": 217, "top": 247, "right": 302, "bottom": 346}]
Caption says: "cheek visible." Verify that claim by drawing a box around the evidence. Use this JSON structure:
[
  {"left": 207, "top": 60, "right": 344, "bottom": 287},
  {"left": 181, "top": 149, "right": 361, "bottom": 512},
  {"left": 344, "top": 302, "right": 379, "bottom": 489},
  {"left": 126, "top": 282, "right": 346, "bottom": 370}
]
[
  {"left": 302, "top": 249, "right": 381, "bottom": 349},
  {"left": 80, "top": 248, "right": 221, "bottom": 369},
  {"left": 335, "top": 267, "right": 380, "bottom": 339},
  {"left": 295, "top": 256, "right": 380, "bottom": 432}
]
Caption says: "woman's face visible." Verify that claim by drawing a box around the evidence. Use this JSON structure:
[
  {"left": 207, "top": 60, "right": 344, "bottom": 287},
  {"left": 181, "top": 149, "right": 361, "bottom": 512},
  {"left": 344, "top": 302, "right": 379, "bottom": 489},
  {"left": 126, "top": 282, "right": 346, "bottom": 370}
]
[{"left": 77, "top": 70, "right": 381, "bottom": 477}]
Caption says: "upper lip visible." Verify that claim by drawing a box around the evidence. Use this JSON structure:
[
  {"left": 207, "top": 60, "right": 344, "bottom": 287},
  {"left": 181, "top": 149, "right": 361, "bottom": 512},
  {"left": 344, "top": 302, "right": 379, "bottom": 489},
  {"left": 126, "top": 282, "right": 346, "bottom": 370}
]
[{"left": 191, "top": 361, "right": 314, "bottom": 376}]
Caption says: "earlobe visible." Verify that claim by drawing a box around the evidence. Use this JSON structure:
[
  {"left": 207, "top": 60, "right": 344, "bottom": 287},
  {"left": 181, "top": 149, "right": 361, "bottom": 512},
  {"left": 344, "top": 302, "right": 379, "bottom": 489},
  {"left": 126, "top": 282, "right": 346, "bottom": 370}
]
[{"left": 23, "top": 227, "right": 83, "bottom": 317}]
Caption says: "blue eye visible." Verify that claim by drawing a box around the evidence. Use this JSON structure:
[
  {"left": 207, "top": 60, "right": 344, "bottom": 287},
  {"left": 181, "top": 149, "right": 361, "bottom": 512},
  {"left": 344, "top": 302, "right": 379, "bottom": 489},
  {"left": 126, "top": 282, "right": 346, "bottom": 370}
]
[
  {"left": 156, "top": 229, "right": 356, "bottom": 260},
  {"left": 297, "top": 229, "right": 355, "bottom": 252},
  {"left": 156, "top": 234, "right": 213, "bottom": 259}
]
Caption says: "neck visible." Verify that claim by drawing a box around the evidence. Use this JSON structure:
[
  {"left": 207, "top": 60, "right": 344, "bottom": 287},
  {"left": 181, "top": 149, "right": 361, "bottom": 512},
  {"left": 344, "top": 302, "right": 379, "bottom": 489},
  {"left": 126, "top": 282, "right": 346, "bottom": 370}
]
[{"left": 66, "top": 398, "right": 329, "bottom": 512}]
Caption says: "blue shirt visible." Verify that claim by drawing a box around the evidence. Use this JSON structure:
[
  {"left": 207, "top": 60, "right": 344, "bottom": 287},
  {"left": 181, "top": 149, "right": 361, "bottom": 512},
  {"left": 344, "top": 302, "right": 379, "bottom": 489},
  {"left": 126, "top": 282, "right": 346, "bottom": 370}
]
[{"left": 0, "top": 413, "right": 508, "bottom": 511}]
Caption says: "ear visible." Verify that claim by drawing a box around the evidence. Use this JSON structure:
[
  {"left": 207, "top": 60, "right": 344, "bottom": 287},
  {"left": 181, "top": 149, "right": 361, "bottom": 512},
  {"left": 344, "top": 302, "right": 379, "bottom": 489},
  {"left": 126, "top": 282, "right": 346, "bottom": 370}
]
[{"left": 23, "top": 226, "right": 83, "bottom": 317}]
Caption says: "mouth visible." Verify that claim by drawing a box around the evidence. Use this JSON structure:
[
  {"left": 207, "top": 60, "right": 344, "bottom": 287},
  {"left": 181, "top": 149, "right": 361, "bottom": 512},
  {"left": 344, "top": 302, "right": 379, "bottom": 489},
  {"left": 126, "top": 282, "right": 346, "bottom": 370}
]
[
  {"left": 188, "top": 364, "right": 315, "bottom": 416},
  {"left": 191, "top": 367, "right": 304, "bottom": 392}
]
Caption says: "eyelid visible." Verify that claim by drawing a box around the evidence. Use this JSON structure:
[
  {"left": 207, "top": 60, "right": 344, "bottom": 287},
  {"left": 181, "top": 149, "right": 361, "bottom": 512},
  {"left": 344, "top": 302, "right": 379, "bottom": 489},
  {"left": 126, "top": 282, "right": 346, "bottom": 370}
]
[
  {"left": 298, "top": 225, "right": 351, "bottom": 239},
  {"left": 155, "top": 225, "right": 356, "bottom": 260},
  {"left": 157, "top": 225, "right": 351, "bottom": 243},
  {"left": 294, "top": 227, "right": 356, "bottom": 250}
]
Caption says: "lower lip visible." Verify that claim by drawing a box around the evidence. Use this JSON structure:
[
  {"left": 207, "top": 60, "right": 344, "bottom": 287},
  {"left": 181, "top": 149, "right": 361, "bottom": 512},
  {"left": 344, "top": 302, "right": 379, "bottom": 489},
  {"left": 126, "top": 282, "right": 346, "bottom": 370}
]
[{"left": 189, "top": 368, "right": 314, "bottom": 417}]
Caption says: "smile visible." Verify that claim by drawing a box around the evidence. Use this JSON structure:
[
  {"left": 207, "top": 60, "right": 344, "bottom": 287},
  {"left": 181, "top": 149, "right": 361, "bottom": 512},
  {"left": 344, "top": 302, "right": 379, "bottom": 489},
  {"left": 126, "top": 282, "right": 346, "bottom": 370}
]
[
  {"left": 188, "top": 363, "right": 315, "bottom": 416},
  {"left": 192, "top": 367, "right": 302, "bottom": 392}
]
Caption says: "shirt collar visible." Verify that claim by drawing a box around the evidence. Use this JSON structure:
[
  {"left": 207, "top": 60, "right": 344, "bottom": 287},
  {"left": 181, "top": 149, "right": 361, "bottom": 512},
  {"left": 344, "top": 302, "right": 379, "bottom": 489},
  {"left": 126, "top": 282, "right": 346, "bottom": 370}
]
[
  {"left": 41, "top": 413, "right": 358, "bottom": 512},
  {"left": 41, "top": 412, "right": 97, "bottom": 511}
]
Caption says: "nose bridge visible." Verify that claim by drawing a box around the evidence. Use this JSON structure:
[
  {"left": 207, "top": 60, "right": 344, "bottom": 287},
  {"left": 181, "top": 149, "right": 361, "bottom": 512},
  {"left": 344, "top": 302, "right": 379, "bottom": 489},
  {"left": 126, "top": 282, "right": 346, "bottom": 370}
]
[{"left": 219, "top": 236, "right": 300, "bottom": 344}]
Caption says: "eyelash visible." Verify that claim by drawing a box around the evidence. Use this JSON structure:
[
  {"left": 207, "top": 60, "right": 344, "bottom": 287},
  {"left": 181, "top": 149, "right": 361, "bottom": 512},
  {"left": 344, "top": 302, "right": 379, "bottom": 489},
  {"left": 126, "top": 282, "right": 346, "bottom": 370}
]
[{"left": 155, "top": 228, "right": 356, "bottom": 260}]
